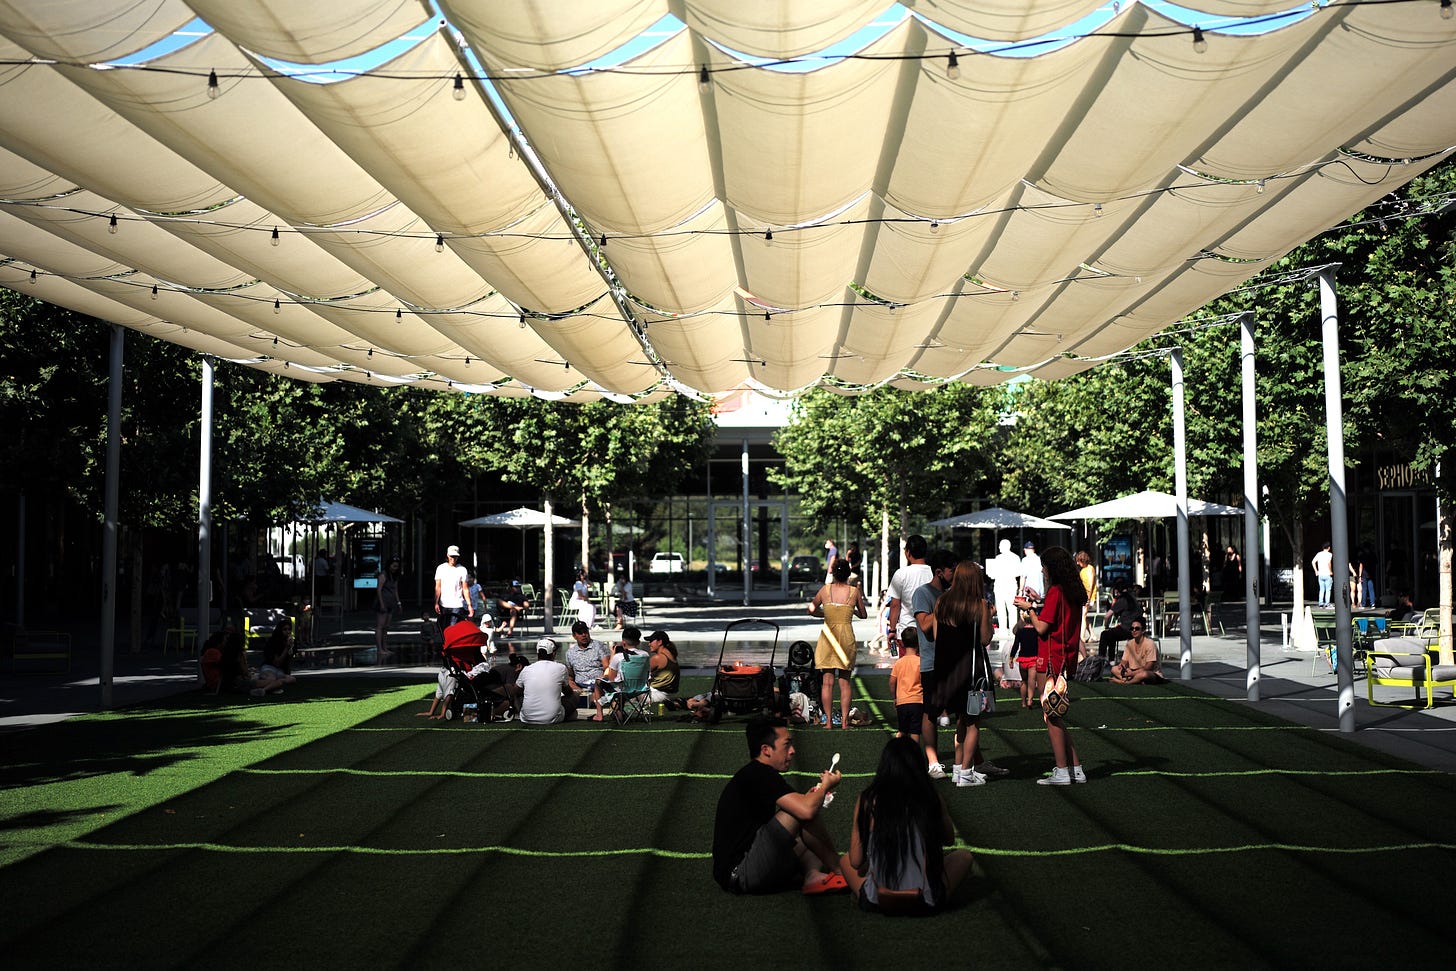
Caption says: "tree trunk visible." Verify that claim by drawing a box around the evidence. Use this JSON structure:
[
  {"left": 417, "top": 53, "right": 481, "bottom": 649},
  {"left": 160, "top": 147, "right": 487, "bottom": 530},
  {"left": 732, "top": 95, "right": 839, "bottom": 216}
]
[
  {"left": 1291, "top": 528, "right": 1307, "bottom": 648},
  {"left": 579, "top": 492, "right": 590, "bottom": 577}
]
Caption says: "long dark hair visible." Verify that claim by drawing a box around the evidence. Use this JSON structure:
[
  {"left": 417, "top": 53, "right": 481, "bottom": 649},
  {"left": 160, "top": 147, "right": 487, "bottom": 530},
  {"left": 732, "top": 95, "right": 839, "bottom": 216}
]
[
  {"left": 857, "top": 736, "right": 946, "bottom": 894},
  {"left": 1042, "top": 546, "right": 1087, "bottom": 610},
  {"left": 934, "top": 560, "right": 987, "bottom": 630}
]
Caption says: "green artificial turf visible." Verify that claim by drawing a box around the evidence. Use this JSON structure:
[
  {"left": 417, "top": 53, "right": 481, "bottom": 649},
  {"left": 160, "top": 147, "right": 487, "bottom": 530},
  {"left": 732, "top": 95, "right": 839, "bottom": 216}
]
[{"left": 2, "top": 674, "right": 1453, "bottom": 969}]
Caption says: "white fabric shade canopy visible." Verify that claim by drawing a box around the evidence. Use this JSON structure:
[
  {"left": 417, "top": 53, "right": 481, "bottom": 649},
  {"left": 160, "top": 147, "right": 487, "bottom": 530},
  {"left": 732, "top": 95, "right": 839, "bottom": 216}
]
[
  {"left": 1, "top": 1, "right": 1453, "bottom": 400},
  {"left": 1050, "top": 490, "right": 1245, "bottom": 520},
  {"left": 460, "top": 507, "right": 579, "bottom": 529},
  {"left": 306, "top": 500, "right": 403, "bottom": 524},
  {"left": 926, "top": 506, "right": 1071, "bottom": 530}
]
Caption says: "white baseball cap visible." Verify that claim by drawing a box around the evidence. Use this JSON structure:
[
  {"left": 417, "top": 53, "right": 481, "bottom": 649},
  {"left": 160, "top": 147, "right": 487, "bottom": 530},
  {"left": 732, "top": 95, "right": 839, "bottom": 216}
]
[{"left": 446, "top": 545, "right": 461, "bottom": 557}]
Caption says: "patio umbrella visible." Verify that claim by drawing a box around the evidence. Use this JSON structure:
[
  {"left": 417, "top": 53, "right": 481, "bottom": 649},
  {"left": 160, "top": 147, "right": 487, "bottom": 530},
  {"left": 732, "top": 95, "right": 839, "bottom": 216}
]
[
  {"left": 459, "top": 507, "right": 580, "bottom": 582},
  {"left": 306, "top": 500, "right": 404, "bottom": 525},
  {"left": 1049, "top": 490, "right": 1243, "bottom": 521},
  {"left": 926, "top": 506, "right": 1071, "bottom": 530}
]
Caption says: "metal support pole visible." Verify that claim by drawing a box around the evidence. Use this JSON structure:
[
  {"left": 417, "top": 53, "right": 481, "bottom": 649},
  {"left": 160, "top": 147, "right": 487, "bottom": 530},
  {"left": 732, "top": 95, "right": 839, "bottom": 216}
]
[
  {"left": 15, "top": 493, "right": 24, "bottom": 628},
  {"left": 741, "top": 438, "right": 750, "bottom": 607},
  {"left": 1241, "top": 314, "right": 1261, "bottom": 701},
  {"left": 100, "top": 325, "right": 124, "bottom": 709},
  {"left": 1318, "top": 267, "right": 1356, "bottom": 732},
  {"left": 1172, "top": 349, "right": 1193, "bottom": 679},
  {"left": 198, "top": 357, "right": 214, "bottom": 646},
  {"left": 544, "top": 498, "right": 555, "bottom": 635}
]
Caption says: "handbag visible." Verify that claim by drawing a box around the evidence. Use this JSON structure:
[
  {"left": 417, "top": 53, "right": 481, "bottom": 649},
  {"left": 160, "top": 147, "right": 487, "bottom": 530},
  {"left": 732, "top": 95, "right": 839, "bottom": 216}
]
[{"left": 1041, "top": 671, "right": 1071, "bottom": 718}]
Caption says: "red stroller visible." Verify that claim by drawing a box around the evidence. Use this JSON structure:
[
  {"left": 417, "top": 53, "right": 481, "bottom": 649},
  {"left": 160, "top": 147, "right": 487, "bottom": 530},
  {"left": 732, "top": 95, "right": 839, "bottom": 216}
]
[{"left": 440, "top": 621, "right": 509, "bottom": 723}]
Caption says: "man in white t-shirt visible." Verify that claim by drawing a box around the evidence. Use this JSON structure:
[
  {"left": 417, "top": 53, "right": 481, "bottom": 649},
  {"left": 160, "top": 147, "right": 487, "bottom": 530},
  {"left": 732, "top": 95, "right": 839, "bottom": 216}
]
[
  {"left": 885, "top": 534, "right": 932, "bottom": 653},
  {"left": 1312, "top": 542, "right": 1334, "bottom": 607},
  {"left": 518, "top": 638, "right": 577, "bottom": 724},
  {"left": 987, "top": 539, "right": 1025, "bottom": 642},
  {"left": 433, "top": 545, "right": 472, "bottom": 634}
]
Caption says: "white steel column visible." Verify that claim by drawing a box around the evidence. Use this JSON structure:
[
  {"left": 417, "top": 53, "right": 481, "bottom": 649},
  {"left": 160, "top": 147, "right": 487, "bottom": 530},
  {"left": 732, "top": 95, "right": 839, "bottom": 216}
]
[
  {"left": 1172, "top": 349, "right": 1193, "bottom": 679},
  {"left": 1318, "top": 267, "right": 1356, "bottom": 732},
  {"left": 197, "top": 356, "right": 214, "bottom": 646},
  {"left": 1241, "top": 314, "right": 1261, "bottom": 701},
  {"left": 741, "top": 438, "right": 750, "bottom": 606},
  {"left": 544, "top": 498, "right": 556, "bottom": 635},
  {"left": 99, "top": 325, "right": 124, "bottom": 709}
]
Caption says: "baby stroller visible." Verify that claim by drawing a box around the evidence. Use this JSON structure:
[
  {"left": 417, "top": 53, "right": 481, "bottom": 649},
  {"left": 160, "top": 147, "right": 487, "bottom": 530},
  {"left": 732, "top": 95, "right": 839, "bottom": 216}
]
[
  {"left": 780, "top": 640, "right": 821, "bottom": 724},
  {"left": 708, "top": 618, "right": 783, "bottom": 717},
  {"left": 440, "top": 621, "right": 508, "bottom": 724}
]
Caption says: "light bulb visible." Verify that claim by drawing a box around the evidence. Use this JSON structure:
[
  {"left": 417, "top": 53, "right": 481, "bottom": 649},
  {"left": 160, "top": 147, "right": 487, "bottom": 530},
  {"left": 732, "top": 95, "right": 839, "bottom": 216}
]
[
  {"left": 29, "top": 269, "right": 37, "bottom": 284},
  {"left": 435, "top": 234, "right": 445, "bottom": 253},
  {"left": 765, "top": 311, "right": 772, "bottom": 321},
  {"left": 764, "top": 228, "right": 773, "bottom": 244},
  {"left": 698, "top": 65, "right": 710, "bottom": 90},
  {"left": 1093, "top": 203, "right": 1103, "bottom": 217},
  {"left": 929, "top": 219, "right": 940, "bottom": 234},
  {"left": 396, "top": 308, "right": 402, "bottom": 320},
  {"left": 207, "top": 69, "right": 219, "bottom": 100},
  {"left": 150, "top": 284, "right": 158, "bottom": 300},
  {"left": 1011, "top": 290, "right": 1020, "bottom": 301},
  {"left": 465, "top": 356, "right": 470, "bottom": 367},
  {"left": 452, "top": 73, "right": 466, "bottom": 101},
  {"left": 599, "top": 234, "right": 607, "bottom": 247},
  {"left": 1443, "top": 0, "right": 1453, "bottom": 20},
  {"left": 518, "top": 314, "right": 526, "bottom": 329},
  {"left": 367, "top": 347, "right": 373, "bottom": 358},
  {"left": 108, "top": 214, "right": 118, "bottom": 234},
  {"left": 273, "top": 299, "right": 281, "bottom": 315},
  {"left": 1256, "top": 179, "right": 1266, "bottom": 194},
  {"left": 946, "top": 51, "right": 960, "bottom": 80},
  {"left": 1192, "top": 27, "right": 1207, "bottom": 54},
  {"left": 270, "top": 226, "right": 280, "bottom": 247}
]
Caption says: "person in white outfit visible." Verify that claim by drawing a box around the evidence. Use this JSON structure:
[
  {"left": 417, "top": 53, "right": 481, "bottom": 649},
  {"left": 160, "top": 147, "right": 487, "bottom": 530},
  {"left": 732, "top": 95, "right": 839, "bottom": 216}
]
[
  {"left": 987, "top": 539, "right": 1024, "bottom": 641},
  {"left": 1020, "top": 542, "right": 1045, "bottom": 598}
]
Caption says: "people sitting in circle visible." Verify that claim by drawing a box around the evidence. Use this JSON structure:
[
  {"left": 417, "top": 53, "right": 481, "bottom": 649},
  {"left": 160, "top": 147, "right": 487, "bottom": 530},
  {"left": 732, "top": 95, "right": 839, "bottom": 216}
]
[
  {"left": 841, "top": 735, "right": 973, "bottom": 914},
  {"left": 517, "top": 637, "right": 578, "bottom": 723},
  {"left": 495, "top": 579, "right": 529, "bottom": 636},
  {"left": 612, "top": 572, "right": 639, "bottom": 628},
  {"left": 711, "top": 715, "right": 845, "bottom": 895},
  {"left": 1109, "top": 621, "right": 1164, "bottom": 684}
]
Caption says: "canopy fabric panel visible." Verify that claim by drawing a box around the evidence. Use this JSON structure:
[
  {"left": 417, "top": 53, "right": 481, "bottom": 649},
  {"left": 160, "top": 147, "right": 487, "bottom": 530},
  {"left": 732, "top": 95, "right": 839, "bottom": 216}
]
[{"left": 0, "top": 2, "right": 1452, "bottom": 402}]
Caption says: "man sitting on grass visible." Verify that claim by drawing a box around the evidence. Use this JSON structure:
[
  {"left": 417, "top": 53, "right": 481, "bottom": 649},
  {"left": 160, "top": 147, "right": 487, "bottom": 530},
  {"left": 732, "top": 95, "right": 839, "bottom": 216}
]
[
  {"left": 518, "top": 638, "right": 578, "bottom": 724},
  {"left": 712, "top": 715, "right": 846, "bottom": 896}
]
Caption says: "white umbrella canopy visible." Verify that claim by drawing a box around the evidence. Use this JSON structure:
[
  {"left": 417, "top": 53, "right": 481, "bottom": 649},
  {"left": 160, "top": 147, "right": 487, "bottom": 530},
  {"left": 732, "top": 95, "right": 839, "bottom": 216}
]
[
  {"left": 1049, "top": 490, "right": 1243, "bottom": 521},
  {"left": 926, "top": 506, "right": 1071, "bottom": 530},
  {"left": 460, "top": 507, "right": 579, "bottom": 529},
  {"left": 305, "top": 500, "right": 403, "bottom": 524}
]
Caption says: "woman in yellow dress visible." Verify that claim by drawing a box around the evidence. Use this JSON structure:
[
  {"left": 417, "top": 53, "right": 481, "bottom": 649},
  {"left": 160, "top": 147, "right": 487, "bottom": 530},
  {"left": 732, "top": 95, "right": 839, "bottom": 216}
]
[
  {"left": 1075, "top": 550, "right": 1097, "bottom": 654},
  {"left": 809, "top": 558, "right": 867, "bottom": 728}
]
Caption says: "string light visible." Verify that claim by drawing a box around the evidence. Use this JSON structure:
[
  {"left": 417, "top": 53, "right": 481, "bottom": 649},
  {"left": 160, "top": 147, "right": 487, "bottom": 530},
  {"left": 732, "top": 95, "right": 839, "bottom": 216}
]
[
  {"left": 270, "top": 226, "right": 280, "bottom": 246},
  {"left": 1093, "top": 203, "right": 1103, "bottom": 217},
  {"left": 206, "top": 69, "right": 219, "bottom": 100},
  {"left": 946, "top": 51, "right": 960, "bottom": 80},
  {"left": 273, "top": 299, "right": 281, "bottom": 314},
  {"left": 396, "top": 307, "right": 402, "bottom": 320},
  {"left": 452, "top": 73, "right": 466, "bottom": 101},
  {"left": 930, "top": 219, "right": 940, "bottom": 233},
  {"left": 698, "top": 65, "right": 710, "bottom": 90},
  {"left": 464, "top": 356, "right": 470, "bottom": 366},
  {"left": 518, "top": 313, "right": 526, "bottom": 329},
  {"left": 764, "top": 228, "right": 773, "bottom": 244},
  {"left": 150, "top": 284, "right": 158, "bottom": 299},
  {"left": 107, "top": 214, "right": 118, "bottom": 234},
  {"left": 599, "top": 234, "right": 607, "bottom": 247},
  {"left": 272, "top": 336, "right": 278, "bottom": 346},
  {"left": 1192, "top": 27, "right": 1207, "bottom": 53},
  {"left": 367, "top": 347, "right": 373, "bottom": 358},
  {"left": 29, "top": 269, "right": 36, "bottom": 284},
  {"left": 765, "top": 311, "right": 772, "bottom": 321},
  {"left": 1443, "top": 0, "right": 1453, "bottom": 20},
  {"left": 1256, "top": 179, "right": 1266, "bottom": 194},
  {"left": 435, "top": 234, "right": 445, "bottom": 253},
  {"left": 1011, "top": 290, "right": 1020, "bottom": 301}
]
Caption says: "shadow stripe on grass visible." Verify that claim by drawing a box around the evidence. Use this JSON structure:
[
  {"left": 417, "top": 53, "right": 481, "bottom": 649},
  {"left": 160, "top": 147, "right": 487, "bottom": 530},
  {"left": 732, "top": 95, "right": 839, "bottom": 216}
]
[{"left": 241, "top": 767, "right": 877, "bottom": 779}]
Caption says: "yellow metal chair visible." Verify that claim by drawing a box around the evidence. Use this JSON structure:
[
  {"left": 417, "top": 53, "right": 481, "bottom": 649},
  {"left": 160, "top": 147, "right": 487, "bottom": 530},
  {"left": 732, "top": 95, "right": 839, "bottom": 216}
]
[
  {"left": 164, "top": 615, "right": 197, "bottom": 655},
  {"left": 1367, "top": 637, "right": 1456, "bottom": 708}
]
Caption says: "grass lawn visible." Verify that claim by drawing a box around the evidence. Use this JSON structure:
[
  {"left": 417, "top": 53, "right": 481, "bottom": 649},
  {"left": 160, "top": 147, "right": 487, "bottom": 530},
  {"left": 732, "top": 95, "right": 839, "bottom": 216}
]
[{"left": 2, "top": 674, "right": 1452, "bottom": 969}]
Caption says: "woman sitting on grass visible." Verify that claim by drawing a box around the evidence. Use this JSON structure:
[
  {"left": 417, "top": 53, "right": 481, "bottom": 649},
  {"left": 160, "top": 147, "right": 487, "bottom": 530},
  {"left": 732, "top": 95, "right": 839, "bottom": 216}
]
[
  {"left": 841, "top": 736, "right": 973, "bottom": 914},
  {"left": 220, "top": 629, "right": 287, "bottom": 698}
]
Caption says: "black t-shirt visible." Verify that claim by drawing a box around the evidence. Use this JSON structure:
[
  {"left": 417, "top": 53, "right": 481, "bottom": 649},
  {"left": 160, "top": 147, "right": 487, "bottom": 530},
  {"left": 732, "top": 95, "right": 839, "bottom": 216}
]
[
  {"left": 711, "top": 760, "right": 792, "bottom": 889},
  {"left": 1111, "top": 591, "right": 1141, "bottom": 628}
]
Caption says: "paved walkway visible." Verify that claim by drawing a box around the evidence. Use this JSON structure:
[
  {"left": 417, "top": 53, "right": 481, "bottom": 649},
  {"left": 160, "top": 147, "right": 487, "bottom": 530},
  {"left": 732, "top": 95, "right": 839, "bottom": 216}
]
[{"left": 5, "top": 600, "right": 1454, "bottom": 772}]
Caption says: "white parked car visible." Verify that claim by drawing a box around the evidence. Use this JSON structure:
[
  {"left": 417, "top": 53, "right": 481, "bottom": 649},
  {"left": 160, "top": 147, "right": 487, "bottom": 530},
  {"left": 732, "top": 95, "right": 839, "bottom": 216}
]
[{"left": 649, "top": 552, "right": 684, "bottom": 574}]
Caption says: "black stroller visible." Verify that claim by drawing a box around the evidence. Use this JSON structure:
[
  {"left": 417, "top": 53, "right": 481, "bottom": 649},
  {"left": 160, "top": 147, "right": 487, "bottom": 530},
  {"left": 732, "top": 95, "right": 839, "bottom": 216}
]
[
  {"left": 780, "top": 640, "right": 821, "bottom": 724},
  {"left": 708, "top": 618, "right": 783, "bottom": 718}
]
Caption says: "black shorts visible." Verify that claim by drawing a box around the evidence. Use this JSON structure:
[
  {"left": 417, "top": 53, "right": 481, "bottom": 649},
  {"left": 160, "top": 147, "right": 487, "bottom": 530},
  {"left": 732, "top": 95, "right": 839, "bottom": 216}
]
[
  {"left": 730, "top": 818, "right": 800, "bottom": 894},
  {"left": 896, "top": 702, "right": 924, "bottom": 736},
  {"left": 920, "top": 670, "right": 940, "bottom": 714}
]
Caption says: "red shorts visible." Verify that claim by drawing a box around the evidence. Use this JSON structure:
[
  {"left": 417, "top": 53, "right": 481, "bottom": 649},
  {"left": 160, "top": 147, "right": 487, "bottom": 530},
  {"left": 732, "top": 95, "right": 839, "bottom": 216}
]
[{"left": 1018, "top": 656, "right": 1041, "bottom": 672}]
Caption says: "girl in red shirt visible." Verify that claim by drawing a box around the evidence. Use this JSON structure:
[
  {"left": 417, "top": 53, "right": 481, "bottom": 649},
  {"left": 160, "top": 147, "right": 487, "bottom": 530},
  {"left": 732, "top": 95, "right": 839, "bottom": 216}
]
[{"left": 1017, "top": 547, "right": 1088, "bottom": 786}]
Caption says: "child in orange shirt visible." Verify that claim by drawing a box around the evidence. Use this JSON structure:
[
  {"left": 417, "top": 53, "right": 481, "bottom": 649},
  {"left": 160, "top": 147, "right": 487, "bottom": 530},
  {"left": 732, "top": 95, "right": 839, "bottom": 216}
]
[{"left": 889, "top": 627, "right": 924, "bottom": 744}]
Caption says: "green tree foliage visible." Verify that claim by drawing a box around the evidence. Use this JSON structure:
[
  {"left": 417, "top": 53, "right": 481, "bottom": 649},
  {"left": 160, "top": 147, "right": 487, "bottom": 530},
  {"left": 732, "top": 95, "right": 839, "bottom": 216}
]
[{"left": 770, "top": 385, "right": 999, "bottom": 534}]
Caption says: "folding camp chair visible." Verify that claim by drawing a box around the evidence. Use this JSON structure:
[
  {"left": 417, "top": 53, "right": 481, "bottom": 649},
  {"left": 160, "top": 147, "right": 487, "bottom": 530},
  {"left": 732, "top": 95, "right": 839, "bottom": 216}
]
[{"left": 605, "top": 653, "right": 653, "bottom": 725}]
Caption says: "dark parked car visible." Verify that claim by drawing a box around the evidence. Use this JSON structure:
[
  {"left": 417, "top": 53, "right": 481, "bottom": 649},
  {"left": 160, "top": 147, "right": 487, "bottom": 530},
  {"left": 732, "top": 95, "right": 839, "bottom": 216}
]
[{"left": 789, "top": 555, "right": 821, "bottom": 582}]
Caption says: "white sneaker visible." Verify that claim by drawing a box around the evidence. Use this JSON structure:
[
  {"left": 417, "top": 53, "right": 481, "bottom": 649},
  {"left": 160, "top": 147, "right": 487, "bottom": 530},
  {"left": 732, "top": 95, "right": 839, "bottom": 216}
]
[
  {"left": 927, "top": 762, "right": 947, "bottom": 780},
  {"left": 955, "top": 769, "right": 986, "bottom": 787},
  {"left": 1037, "top": 767, "right": 1072, "bottom": 786},
  {"left": 1072, "top": 765, "right": 1087, "bottom": 784},
  {"left": 973, "top": 761, "right": 1010, "bottom": 778}
]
